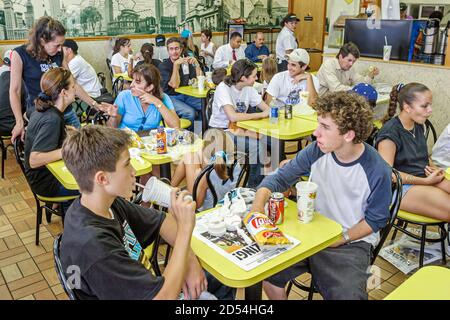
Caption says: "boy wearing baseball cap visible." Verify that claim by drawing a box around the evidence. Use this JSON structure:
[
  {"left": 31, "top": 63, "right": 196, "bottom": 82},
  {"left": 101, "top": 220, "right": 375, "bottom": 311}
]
[{"left": 265, "top": 48, "right": 319, "bottom": 107}]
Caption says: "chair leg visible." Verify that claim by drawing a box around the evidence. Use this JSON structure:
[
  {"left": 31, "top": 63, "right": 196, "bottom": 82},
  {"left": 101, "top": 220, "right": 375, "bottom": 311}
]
[
  {"left": 285, "top": 281, "right": 293, "bottom": 296},
  {"left": 419, "top": 225, "right": 427, "bottom": 268},
  {"left": 440, "top": 225, "right": 447, "bottom": 265},
  {"left": 307, "top": 277, "right": 315, "bottom": 300},
  {"left": 1, "top": 146, "right": 5, "bottom": 179},
  {"left": 36, "top": 206, "right": 43, "bottom": 245},
  {"left": 391, "top": 220, "right": 403, "bottom": 242},
  {"left": 45, "top": 208, "right": 52, "bottom": 223}
]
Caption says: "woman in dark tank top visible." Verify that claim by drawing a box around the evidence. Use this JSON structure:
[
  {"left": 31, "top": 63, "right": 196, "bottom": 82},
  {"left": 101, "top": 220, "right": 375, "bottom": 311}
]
[{"left": 9, "top": 17, "right": 106, "bottom": 142}]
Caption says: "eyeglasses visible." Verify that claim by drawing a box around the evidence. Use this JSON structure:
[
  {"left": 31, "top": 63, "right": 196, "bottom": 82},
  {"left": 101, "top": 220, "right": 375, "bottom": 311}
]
[{"left": 138, "top": 116, "right": 147, "bottom": 132}]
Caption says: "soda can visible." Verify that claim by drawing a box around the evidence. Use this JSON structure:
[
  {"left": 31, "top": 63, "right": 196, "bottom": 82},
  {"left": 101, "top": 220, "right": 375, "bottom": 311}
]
[
  {"left": 285, "top": 104, "right": 293, "bottom": 119},
  {"left": 268, "top": 192, "right": 284, "bottom": 224}
]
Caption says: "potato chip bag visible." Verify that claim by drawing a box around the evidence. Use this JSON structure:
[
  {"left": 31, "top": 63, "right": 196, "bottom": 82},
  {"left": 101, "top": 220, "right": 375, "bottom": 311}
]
[
  {"left": 123, "top": 127, "right": 144, "bottom": 149},
  {"left": 243, "top": 212, "right": 291, "bottom": 250}
]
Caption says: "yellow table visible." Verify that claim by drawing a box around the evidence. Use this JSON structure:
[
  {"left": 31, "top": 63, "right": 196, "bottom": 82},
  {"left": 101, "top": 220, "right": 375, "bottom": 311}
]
[
  {"left": 192, "top": 199, "right": 342, "bottom": 299},
  {"left": 46, "top": 157, "right": 152, "bottom": 190},
  {"left": 175, "top": 86, "right": 210, "bottom": 134},
  {"left": 237, "top": 117, "right": 317, "bottom": 141},
  {"left": 237, "top": 116, "right": 318, "bottom": 163},
  {"left": 114, "top": 72, "right": 132, "bottom": 82},
  {"left": 384, "top": 266, "right": 450, "bottom": 300}
]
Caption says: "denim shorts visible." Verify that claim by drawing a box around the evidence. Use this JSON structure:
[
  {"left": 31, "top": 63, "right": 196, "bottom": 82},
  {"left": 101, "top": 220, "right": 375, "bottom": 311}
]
[{"left": 402, "top": 184, "right": 414, "bottom": 198}]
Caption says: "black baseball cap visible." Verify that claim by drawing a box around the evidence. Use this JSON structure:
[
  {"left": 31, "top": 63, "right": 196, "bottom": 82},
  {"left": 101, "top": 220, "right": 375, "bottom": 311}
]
[
  {"left": 63, "top": 39, "right": 78, "bottom": 54},
  {"left": 155, "top": 34, "right": 166, "bottom": 46},
  {"left": 284, "top": 13, "right": 300, "bottom": 23}
]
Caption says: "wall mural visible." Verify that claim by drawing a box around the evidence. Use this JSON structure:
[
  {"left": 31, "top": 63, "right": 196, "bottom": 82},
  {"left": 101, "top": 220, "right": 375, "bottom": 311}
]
[{"left": 0, "top": 0, "right": 288, "bottom": 40}]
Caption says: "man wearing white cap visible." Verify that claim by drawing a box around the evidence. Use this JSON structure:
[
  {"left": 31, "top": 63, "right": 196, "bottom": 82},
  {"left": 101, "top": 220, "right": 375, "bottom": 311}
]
[{"left": 265, "top": 48, "right": 319, "bottom": 107}]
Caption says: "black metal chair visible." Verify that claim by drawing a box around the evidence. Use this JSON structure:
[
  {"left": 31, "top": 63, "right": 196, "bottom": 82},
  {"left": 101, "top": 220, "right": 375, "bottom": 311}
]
[
  {"left": 53, "top": 234, "right": 79, "bottom": 300},
  {"left": 1, "top": 135, "right": 12, "bottom": 179},
  {"left": 13, "top": 140, "right": 78, "bottom": 245},
  {"left": 204, "top": 89, "right": 215, "bottom": 130},
  {"left": 192, "top": 151, "right": 250, "bottom": 212},
  {"left": 97, "top": 72, "right": 106, "bottom": 89},
  {"left": 91, "top": 111, "right": 110, "bottom": 125},
  {"left": 112, "top": 76, "right": 125, "bottom": 99},
  {"left": 106, "top": 58, "right": 113, "bottom": 88},
  {"left": 286, "top": 168, "right": 403, "bottom": 299},
  {"left": 387, "top": 119, "right": 447, "bottom": 268}
]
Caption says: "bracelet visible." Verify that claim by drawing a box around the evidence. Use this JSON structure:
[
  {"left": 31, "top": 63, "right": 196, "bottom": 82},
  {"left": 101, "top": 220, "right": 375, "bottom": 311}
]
[{"left": 406, "top": 174, "right": 414, "bottom": 184}]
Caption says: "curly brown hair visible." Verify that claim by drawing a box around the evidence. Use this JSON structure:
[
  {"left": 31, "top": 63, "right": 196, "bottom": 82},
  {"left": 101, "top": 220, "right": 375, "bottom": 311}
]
[{"left": 312, "top": 92, "right": 374, "bottom": 144}]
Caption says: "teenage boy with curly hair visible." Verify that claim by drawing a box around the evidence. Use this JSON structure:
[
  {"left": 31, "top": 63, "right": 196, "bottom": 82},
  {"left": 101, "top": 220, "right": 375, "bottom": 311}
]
[{"left": 251, "top": 91, "right": 392, "bottom": 300}]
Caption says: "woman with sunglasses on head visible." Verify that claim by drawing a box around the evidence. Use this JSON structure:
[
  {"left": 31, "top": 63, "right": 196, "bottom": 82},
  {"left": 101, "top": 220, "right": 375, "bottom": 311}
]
[
  {"left": 9, "top": 17, "right": 101, "bottom": 143},
  {"left": 376, "top": 83, "right": 450, "bottom": 222},
  {"left": 101, "top": 63, "right": 180, "bottom": 131},
  {"left": 209, "top": 58, "right": 270, "bottom": 188},
  {"left": 24, "top": 68, "right": 79, "bottom": 198}
]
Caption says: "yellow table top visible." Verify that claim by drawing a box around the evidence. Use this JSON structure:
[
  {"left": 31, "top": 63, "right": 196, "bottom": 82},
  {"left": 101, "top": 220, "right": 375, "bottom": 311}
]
[
  {"left": 191, "top": 199, "right": 342, "bottom": 288},
  {"left": 114, "top": 73, "right": 133, "bottom": 82},
  {"left": 175, "top": 86, "right": 209, "bottom": 98},
  {"left": 46, "top": 157, "right": 152, "bottom": 190},
  {"left": 140, "top": 138, "right": 204, "bottom": 165},
  {"left": 237, "top": 116, "right": 318, "bottom": 140},
  {"left": 384, "top": 266, "right": 450, "bottom": 300}
]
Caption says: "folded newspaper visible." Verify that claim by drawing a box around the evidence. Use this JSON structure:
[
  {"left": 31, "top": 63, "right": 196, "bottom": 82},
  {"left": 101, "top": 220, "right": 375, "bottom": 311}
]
[
  {"left": 379, "top": 228, "right": 445, "bottom": 274},
  {"left": 193, "top": 208, "right": 300, "bottom": 271}
]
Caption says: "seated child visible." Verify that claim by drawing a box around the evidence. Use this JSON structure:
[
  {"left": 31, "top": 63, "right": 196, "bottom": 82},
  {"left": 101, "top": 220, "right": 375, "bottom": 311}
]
[
  {"left": 60, "top": 125, "right": 235, "bottom": 299},
  {"left": 171, "top": 128, "right": 242, "bottom": 210}
]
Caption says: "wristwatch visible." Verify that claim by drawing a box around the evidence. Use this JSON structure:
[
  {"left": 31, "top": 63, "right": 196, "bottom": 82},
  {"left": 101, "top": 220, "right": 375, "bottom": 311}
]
[
  {"left": 156, "top": 104, "right": 162, "bottom": 110},
  {"left": 343, "top": 230, "right": 351, "bottom": 244}
]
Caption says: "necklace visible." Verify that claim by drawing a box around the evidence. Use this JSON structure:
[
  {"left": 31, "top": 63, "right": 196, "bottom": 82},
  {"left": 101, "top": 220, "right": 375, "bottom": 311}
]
[{"left": 407, "top": 126, "right": 416, "bottom": 139}]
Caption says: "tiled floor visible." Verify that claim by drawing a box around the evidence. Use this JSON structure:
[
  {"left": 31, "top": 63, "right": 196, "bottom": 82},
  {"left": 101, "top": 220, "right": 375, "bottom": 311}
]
[{"left": 0, "top": 144, "right": 447, "bottom": 300}]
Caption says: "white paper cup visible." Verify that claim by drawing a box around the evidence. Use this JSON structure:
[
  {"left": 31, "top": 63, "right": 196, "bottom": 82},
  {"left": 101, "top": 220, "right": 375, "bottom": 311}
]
[
  {"left": 197, "top": 75, "right": 206, "bottom": 91},
  {"left": 141, "top": 177, "right": 193, "bottom": 208},
  {"left": 205, "top": 71, "right": 212, "bottom": 82},
  {"left": 296, "top": 181, "right": 318, "bottom": 223},
  {"left": 383, "top": 45, "right": 392, "bottom": 61}
]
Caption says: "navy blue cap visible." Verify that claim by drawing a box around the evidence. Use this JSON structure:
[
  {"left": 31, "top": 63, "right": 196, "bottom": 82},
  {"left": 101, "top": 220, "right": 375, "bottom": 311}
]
[{"left": 349, "top": 83, "right": 378, "bottom": 103}]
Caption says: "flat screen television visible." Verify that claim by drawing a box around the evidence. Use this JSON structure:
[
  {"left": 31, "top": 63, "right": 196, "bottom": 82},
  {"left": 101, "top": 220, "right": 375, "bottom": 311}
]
[{"left": 344, "top": 19, "right": 413, "bottom": 61}]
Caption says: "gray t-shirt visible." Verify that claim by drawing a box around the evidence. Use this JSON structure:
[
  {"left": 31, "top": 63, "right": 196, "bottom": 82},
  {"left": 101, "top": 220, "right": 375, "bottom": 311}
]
[{"left": 376, "top": 117, "right": 428, "bottom": 178}]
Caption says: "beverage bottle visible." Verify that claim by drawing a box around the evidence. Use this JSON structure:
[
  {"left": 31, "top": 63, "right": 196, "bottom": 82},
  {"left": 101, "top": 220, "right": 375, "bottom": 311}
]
[
  {"left": 269, "top": 101, "right": 279, "bottom": 124},
  {"left": 156, "top": 126, "right": 167, "bottom": 154}
]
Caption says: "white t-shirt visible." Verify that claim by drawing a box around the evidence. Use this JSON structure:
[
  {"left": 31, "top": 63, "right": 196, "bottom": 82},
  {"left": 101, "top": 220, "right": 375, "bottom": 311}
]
[
  {"left": 209, "top": 82, "right": 262, "bottom": 129},
  {"left": 431, "top": 123, "right": 450, "bottom": 170},
  {"left": 68, "top": 55, "right": 102, "bottom": 98},
  {"left": 201, "top": 42, "right": 215, "bottom": 69},
  {"left": 276, "top": 27, "right": 297, "bottom": 62},
  {"left": 111, "top": 52, "right": 131, "bottom": 75},
  {"left": 266, "top": 71, "right": 320, "bottom": 106}
]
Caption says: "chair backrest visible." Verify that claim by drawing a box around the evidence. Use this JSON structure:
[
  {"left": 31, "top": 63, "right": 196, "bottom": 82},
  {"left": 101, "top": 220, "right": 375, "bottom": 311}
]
[
  {"left": 424, "top": 119, "right": 437, "bottom": 145},
  {"left": 91, "top": 111, "right": 109, "bottom": 125},
  {"left": 192, "top": 151, "right": 249, "bottom": 211},
  {"left": 53, "top": 234, "right": 79, "bottom": 300},
  {"left": 13, "top": 139, "right": 27, "bottom": 176},
  {"left": 205, "top": 89, "right": 215, "bottom": 129},
  {"left": 197, "top": 55, "right": 207, "bottom": 73},
  {"left": 372, "top": 168, "right": 403, "bottom": 263},
  {"left": 106, "top": 58, "right": 113, "bottom": 84},
  {"left": 97, "top": 72, "right": 106, "bottom": 89},
  {"left": 112, "top": 76, "right": 124, "bottom": 99}
]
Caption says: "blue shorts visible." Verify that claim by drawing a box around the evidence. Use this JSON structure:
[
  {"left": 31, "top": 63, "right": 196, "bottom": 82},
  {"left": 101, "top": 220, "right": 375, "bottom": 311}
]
[{"left": 402, "top": 184, "right": 414, "bottom": 198}]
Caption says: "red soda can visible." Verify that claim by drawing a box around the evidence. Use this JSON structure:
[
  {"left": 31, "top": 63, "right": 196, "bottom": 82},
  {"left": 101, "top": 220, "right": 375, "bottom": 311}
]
[{"left": 268, "top": 192, "right": 284, "bottom": 224}]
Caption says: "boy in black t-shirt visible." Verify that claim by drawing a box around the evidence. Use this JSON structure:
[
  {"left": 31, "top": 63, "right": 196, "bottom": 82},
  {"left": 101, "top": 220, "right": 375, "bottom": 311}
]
[{"left": 60, "top": 125, "right": 232, "bottom": 299}]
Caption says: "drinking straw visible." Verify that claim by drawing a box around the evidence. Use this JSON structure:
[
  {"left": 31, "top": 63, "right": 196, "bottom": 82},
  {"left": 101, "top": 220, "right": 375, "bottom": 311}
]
[
  {"left": 307, "top": 169, "right": 313, "bottom": 188},
  {"left": 135, "top": 182, "right": 148, "bottom": 189},
  {"left": 385, "top": 36, "right": 388, "bottom": 46}
]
